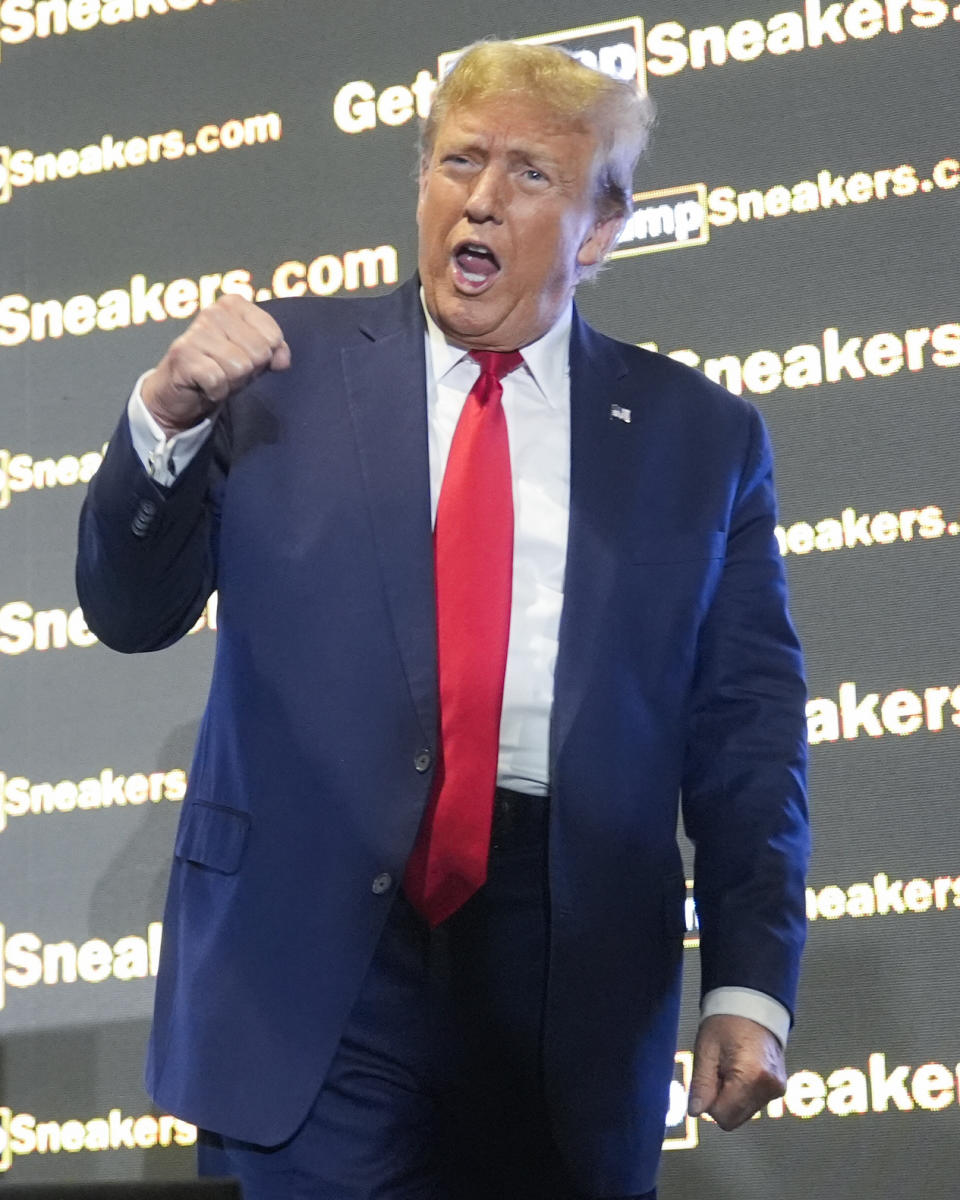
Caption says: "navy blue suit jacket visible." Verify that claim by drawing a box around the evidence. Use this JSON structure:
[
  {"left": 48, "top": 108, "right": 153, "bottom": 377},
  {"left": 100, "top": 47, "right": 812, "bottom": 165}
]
[{"left": 76, "top": 275, "right": 809, "bottom": 1195}]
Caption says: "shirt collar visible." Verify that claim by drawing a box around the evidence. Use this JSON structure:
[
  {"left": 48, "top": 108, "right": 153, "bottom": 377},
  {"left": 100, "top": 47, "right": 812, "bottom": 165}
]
[{"left": 420, "top": 287, "right": 572, "bottom": 409}]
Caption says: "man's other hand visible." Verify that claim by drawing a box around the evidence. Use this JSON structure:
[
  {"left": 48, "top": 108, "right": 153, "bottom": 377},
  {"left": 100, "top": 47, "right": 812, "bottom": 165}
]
[
  {"left": 142, "top": 294, "right": 291, "bottom": 435},
  {"left": 687, "top": 1013, "right": 787, "bottom": 1130}
]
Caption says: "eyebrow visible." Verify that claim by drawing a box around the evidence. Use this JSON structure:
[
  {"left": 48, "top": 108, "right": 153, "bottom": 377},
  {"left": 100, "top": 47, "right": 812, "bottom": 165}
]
[{"left": 441, "top": 135, "right": 561, "bottom": 171}]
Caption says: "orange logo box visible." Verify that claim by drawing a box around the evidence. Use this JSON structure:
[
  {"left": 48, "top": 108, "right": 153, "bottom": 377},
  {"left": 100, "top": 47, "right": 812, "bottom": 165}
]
[
  {"left": 0, "top": 146, "right": 11, "bottom": 204},
  {"left": 612, "top": 184, "right": 711, "bottom": 259},
  {"left": 663, "top": 1050, "right": 699, "bottom": 1150},
  {"left": 0, "top": 1106, "right": 12, "bottom": 1172},
  {"left": 439, "top": 18, "right": 648, "bottom": 92}
]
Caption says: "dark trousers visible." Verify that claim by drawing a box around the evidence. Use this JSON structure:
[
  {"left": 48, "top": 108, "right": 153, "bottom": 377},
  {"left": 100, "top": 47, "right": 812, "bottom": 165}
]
[{"left": 198, "top": 791, "right": 656, "bottom": 1200}]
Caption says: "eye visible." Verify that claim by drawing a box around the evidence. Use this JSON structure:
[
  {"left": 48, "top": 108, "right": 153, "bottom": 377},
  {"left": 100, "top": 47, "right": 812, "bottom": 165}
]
[{"left": 522, "top": 167, "right": 547, "bottom": 183}]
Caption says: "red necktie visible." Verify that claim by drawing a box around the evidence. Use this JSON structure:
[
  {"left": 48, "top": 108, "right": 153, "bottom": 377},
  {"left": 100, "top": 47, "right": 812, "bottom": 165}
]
[{"left": 404, "top": 348, "right": 524, "bottom": 927}]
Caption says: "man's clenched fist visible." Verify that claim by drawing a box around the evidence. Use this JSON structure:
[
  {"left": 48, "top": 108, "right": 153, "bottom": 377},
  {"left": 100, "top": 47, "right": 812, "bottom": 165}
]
[
  {"left": 142, "top": 294, "right": 291, "bottom": 435},
  {"left": 687, "top": 1013, "right": 788, "bottom": 1130}
]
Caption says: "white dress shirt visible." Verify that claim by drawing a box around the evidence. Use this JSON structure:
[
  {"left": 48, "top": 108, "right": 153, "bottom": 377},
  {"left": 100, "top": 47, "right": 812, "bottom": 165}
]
[
  {"left": 423, "top": 295, "right": 570, "bottom": 797},
  {"left": 126, "top": 297, "right": 791, "bottom": 1046}
]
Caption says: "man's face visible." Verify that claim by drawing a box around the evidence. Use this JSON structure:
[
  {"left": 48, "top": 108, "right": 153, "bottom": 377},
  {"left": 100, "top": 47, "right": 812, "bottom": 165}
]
[{"left": 417, "top": 95, "right": 622, "bottom": 351}]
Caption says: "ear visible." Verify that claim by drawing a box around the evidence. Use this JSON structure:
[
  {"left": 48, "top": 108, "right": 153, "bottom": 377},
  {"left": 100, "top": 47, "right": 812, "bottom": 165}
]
[{"left": 576, "top": 212, "right": 624, "bottom": 269}]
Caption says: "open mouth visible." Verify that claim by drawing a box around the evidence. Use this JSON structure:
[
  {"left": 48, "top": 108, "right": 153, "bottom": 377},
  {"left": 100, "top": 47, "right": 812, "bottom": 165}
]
[{"left": 452, "top": 241, "right": 501, "bottom": 291}]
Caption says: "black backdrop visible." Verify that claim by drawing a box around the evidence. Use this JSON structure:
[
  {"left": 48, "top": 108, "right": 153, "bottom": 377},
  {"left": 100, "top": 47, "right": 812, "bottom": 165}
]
[{"left": 1, "top": 1, "right": 958, "bottom": 1194}]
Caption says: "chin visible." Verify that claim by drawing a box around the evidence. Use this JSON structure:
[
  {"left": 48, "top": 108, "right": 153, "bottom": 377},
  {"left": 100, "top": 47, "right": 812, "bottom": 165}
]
[{"left": 434, "top": 295, "right": 496, "bottom": 337}]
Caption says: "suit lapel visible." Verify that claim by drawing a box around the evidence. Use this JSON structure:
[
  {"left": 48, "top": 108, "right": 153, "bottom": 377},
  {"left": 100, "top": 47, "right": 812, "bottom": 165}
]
[
  {"left": 341, "top": 278, "right": 438, "bottom": 746},
  {"left": 551, "top": 310, "right": 633, "bottom": 772}
]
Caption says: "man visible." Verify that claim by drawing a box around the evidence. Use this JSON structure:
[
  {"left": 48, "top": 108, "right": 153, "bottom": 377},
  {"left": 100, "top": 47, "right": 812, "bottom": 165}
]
[{"left": 76, "top": 41, "right": 809, "bottom": 1200}]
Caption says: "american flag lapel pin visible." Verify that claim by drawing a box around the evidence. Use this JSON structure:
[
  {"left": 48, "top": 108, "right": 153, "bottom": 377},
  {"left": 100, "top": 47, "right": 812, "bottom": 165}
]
[{"left": 610, "top": 404, "right": 631, "bottom": 423}]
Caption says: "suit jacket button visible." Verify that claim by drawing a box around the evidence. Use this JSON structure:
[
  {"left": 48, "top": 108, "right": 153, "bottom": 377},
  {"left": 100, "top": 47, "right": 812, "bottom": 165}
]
[
  {"left": 414, "top": 750, "right": 432, "bottom": 773},
  {"left": 372, "top": 873, "right": 392, "bottom": 895},
  {"left": 131, "top": 499, "right": 157, "bottom": 539}
]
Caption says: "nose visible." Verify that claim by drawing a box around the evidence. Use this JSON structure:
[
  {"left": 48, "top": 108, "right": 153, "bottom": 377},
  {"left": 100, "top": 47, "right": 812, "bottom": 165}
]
[{"left": 464, "top": 164, "right": 505, "bottom": 225}]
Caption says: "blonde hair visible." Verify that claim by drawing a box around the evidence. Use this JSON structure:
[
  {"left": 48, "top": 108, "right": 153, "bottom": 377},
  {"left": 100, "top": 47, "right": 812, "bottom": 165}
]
[{"left": 420, "top": 39, "right": 656, "bottom": 222}]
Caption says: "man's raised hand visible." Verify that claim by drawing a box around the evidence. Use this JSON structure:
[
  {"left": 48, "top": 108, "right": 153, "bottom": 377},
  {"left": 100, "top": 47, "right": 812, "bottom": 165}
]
[{"left": 142, "top": 294, "right": 291, "bottom": 435}]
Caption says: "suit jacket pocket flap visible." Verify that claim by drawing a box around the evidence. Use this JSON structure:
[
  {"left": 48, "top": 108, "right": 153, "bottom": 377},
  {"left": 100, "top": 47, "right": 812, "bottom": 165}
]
[
  {"left": 631, "top": 529, "right": 726, "bottom": 564},
  {"left": 175, "top": 802, "right": 250, "bottom": 875}
]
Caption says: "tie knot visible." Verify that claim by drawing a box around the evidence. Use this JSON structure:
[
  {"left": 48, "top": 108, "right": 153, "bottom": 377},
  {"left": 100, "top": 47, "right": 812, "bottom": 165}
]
[{"left": 470, "top": 349, "right": 524, "bottom": 382}]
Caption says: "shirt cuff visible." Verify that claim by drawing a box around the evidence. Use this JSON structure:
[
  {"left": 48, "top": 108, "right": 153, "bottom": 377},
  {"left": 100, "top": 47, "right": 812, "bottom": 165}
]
[
  {"left": 700, "top": 987, "right": 791, "bottom": 1047},
  {"left": 127, "top": 370, "right": 212, "bottom": 487}
]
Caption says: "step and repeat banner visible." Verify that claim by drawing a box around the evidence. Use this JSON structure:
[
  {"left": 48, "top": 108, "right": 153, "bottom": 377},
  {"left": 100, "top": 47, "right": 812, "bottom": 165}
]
[{"left": 0, "top": 0, "right": 957, "bottom": 1193}]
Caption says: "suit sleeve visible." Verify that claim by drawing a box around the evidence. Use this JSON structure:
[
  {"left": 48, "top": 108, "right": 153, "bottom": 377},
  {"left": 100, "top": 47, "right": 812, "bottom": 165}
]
[
  {"left": 75, "top": 404, "right": 229, "bottom": 654},
  {"left": 681, "top": 405, "right": 810, "bottom": 1022}
]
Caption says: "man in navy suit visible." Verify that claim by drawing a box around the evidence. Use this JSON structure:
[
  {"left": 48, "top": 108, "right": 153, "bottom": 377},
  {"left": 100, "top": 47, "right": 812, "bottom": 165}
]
[{"left": 77, "top": 40, "right": 809, "bottom": 1200}]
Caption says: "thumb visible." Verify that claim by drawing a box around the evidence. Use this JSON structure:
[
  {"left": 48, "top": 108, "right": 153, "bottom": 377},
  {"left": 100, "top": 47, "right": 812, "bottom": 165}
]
[{"left": 688, "top": 1035, "right": 722, "bottom": 1117}]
